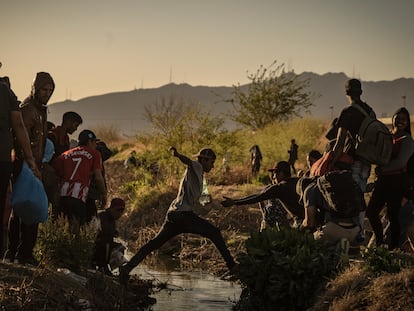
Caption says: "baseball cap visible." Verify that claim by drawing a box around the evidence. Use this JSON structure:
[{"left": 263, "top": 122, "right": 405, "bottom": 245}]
[
  {"left": 268, "top": 161, "right": 290, "bottom": 173},
  {"left": 345, "top": 79, "right": 362, "bottom": 93},
  {"left": 110, "top": 198, "right": 125, "bottom": 210},
  {"left": 78, "top": 129, "right": 98, "bottom": 144},
  {"left": 194, "top": 148, "right": 216, "bottom": 160}
]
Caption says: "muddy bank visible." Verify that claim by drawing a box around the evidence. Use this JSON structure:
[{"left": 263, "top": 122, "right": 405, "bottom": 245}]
[{"left": 0, "top": 261, "right": 155, "bottom": 310}]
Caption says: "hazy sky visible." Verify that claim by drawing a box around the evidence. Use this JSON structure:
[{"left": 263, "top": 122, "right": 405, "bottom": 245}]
[{"left": 1, "top": 0, "right": 413, "bottom": 103}]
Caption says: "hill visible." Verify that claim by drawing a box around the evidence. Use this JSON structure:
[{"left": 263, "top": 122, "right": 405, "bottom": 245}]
[{"left": 47, "top": 72, "right": 414, "bottom": 136}]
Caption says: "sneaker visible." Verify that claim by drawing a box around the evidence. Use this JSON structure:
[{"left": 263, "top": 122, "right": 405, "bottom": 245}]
[
  {"left": 118, "top": 265, "right": 130, "bottom": 285},
  {"left": 2, "top": 250, "right": 16, "bottom": 263}
]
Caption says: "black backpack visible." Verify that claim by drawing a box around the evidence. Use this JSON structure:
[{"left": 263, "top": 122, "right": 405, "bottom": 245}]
[{"left": 317, "top": 170, "right": 364, "bottom": 219}]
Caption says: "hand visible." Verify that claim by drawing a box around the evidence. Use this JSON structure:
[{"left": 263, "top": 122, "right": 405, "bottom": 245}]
[
  {"left": 169, "top": 146, "right": 177, "bottom": 156},
  {"left": 221, "top": 196, "right": 235, "bottom": 207}
]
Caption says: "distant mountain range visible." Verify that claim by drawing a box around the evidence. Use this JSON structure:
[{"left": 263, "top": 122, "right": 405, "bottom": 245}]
[{"left": 47, "top": 72, "right": 414, "bottom": 136}]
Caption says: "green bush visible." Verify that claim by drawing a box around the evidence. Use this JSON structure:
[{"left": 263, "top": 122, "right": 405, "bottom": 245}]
[
  {"left": 236, "top": 227, "right": 338, "bottom": 311},
  {"left": 362, "top": 246, "right": 401, "bottom": 275},
  {"left": 36, "top": 217, "right": 98, "bottom": 275}
]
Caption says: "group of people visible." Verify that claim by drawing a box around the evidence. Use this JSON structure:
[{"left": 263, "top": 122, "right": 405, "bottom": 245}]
[
  {"left": 225, "top": 78, "right": 414, "bottom": 253},
  {"left": 2, "top": 70, "right": 413, "bottom": 287},
  {"left": 0, "top": 71, "right": 125, "bottom": 273}
]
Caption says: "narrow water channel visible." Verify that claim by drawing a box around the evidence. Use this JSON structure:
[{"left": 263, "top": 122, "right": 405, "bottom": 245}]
[{"left": 130, "top": 264, "right": 242, "bottom": 311}]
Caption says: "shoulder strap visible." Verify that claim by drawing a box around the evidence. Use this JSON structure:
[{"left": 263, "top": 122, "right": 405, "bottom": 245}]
[{"left": 352, "top": 103, "right": 369, "bottom": 117}]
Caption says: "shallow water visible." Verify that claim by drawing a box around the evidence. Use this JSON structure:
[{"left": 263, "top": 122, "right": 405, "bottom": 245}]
[{"left": 131, "top": 264, "right": 242, "bottom": 311}]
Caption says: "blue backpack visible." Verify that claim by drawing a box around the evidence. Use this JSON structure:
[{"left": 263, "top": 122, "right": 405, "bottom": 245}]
[{"left": 11, "top": 162, "right": 48, "bottom": 224}]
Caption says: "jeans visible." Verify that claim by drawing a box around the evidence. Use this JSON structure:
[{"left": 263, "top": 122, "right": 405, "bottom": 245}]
[{"left": 351, "top": 160, "right": 371, "bottom": 232}]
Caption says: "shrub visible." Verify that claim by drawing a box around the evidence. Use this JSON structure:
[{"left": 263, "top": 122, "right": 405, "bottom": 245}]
[
  {"left": 236, "top": 227, "right": 338, "bottom": 311},
  {"left": 362, "top": 246, "right": 402, "bottom": 275},
  {"left": 36, "top": 216, "right": 98, "bottom": 275}
]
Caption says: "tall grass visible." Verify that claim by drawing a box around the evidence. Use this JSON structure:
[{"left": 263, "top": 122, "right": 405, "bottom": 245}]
[{"left": 232, "top": 117, "right": 329, "bottom": 171}]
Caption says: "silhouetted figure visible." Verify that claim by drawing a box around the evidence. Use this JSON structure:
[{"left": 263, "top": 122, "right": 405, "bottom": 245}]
[
  {"left": 250, "top": 145, "right": 263, "bottom": 178},
  {"left": 288, "top": 139, "right": 298, "bottom": 175}
]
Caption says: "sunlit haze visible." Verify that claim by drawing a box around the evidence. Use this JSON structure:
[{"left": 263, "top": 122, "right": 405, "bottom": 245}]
[{"left": 1, "top": 0, "right": 413, "bottom": 103}]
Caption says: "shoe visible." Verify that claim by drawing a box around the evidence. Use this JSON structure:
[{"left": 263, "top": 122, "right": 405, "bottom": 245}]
[
  {"left": 2, "top": 250, "right": 16, "bottom": 263},
  {"left": 118, "top": 264, "right": 130, "bottom": 285}
]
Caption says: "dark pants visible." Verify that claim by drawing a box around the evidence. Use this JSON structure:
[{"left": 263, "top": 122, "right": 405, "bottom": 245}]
[
  {"left": 125, "top": 210, "right": 235, "bottom": 271},
  {"left": 367, "top": 174, "right": 404, "bottom": 249},
  {"left": 8, "top": 212, "right": 39, "bottom": 260},
  {"left": 0, "top": 161, "right": 12, "bottom": 255},
  {"left": 60, "top": 196, "right": 87, "bottom": 226}
]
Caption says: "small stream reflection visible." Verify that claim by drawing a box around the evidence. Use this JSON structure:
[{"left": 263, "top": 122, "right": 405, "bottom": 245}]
[{"left": 131, "top": 264, "right": 242, "bottom": 311}]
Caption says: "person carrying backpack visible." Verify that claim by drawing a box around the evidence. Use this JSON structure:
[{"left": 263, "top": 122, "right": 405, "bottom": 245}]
[
  {"left": 328, "top": 79, "right": 380, "bottom": 241},
  {"left": 366, "top": 107, "right": 414, "bottom": 249},
  {"left": 300, "top": 171, "right": 362, "bottom": 245}
]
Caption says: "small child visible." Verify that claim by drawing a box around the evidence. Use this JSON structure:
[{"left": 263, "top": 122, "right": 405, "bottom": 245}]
[{"left": 93, "top": 198, "right": 126, "bottom": 275}]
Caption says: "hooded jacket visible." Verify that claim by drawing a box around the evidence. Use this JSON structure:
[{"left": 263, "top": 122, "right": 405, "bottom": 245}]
[{"left": 19, "top": 72, "right": 55, "bottom": 166}]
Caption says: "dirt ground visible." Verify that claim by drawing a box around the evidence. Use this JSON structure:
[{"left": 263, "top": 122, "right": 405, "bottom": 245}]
[{"left": 0, "top": 261, "right": 155, "bottom": 310}]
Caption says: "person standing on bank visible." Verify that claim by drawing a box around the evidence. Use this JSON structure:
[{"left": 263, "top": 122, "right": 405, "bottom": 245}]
[
  {"left": 54, "top": 130, "right": 107, "bottom": 226},
  {"left": 46, "top": 111, "right": 83, "bottom": 218},
  {"left": 7, "top": 72, "right": 54, "bottom": 265},
  {"left": 0, "top": 77, "right": 40, "bottom": 257},
  {"left": 119, "top": 147, "right": 236, "bottom": 285},
  {"left": 328, "top": 79, "right": 375, "bottom": 241},
  {"left": 288, "top": 139, "right": 298, "bottom": 175},
  {"left": 366, "top": 107, "right": 414, "bottom": 249}
]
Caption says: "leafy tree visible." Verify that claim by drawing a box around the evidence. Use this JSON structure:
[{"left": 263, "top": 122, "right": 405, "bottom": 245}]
[
  {"left": 230, "top": 61, "right": 314, "bottom": 130},
  {"left": 143, "top": 95, "right": 239, "bottom": 177}
]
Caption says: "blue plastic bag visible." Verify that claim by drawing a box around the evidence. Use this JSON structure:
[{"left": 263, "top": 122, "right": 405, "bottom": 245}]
[{"left": 10, "top": 162, "right": 48, "bottom": 224}]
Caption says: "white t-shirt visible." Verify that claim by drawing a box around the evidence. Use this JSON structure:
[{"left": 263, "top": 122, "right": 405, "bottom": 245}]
[{"left": 168, "top": 160, "right": 203, "bottom": 212}]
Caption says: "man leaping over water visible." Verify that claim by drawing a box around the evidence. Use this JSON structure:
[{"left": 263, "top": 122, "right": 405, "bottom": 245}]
[{"left": 119, "top": 146, "right": 236, "bottom": 285}]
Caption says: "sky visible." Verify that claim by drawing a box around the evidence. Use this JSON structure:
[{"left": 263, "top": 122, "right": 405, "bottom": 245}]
[{"left": 1, "top": 0, "right": 413, "bottom": 104}]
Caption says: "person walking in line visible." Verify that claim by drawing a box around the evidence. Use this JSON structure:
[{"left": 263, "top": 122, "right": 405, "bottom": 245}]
[
  {"left": 119, "top": 147, "right": 236, "bottom": 285},
  {"left": 0, "top": 76, "right": 40, "bottom": 257},
  {"left": 54, "top": 130, "right": 107, "bottom": 226},
  {"left": 288, "top": 139, "right": 298, "bottom": 175},
  {"left": 366, "top": 107, "right": 414, "bottom": 249},
  {"left": 7, "top": 72, "right": 54, "bottom": 265},
  {"left": 328, "top": 79, "right": 376, "bottom": 242},
  {"left": 45, "top": 111, "right": 83, "bottom": 218},
  {"left": 48, "top": 111, "right": 83, "bottom": 157},
  {"left": 250, "top": 145, "right": 263, "bottom": 178}
]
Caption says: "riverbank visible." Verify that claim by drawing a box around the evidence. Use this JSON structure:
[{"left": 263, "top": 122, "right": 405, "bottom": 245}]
[{"left": 0, "top": 261, "right": 155, "bottom": 310}]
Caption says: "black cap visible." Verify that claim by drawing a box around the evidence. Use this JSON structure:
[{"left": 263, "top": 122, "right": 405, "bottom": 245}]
[
  {"left": 268, "top": 161, "right": 290, "bottom": 174},
  {"left": 194, "top": 148, "right": 216, "bottom": 160},
  {"left": 78, "top": 129, "right": 97, "bottom": 144}
]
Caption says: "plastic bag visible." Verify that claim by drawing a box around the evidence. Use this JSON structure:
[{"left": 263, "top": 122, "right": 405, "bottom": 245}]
[{"left": 10, "top": 162, "right": 48, "bottom": 224}]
